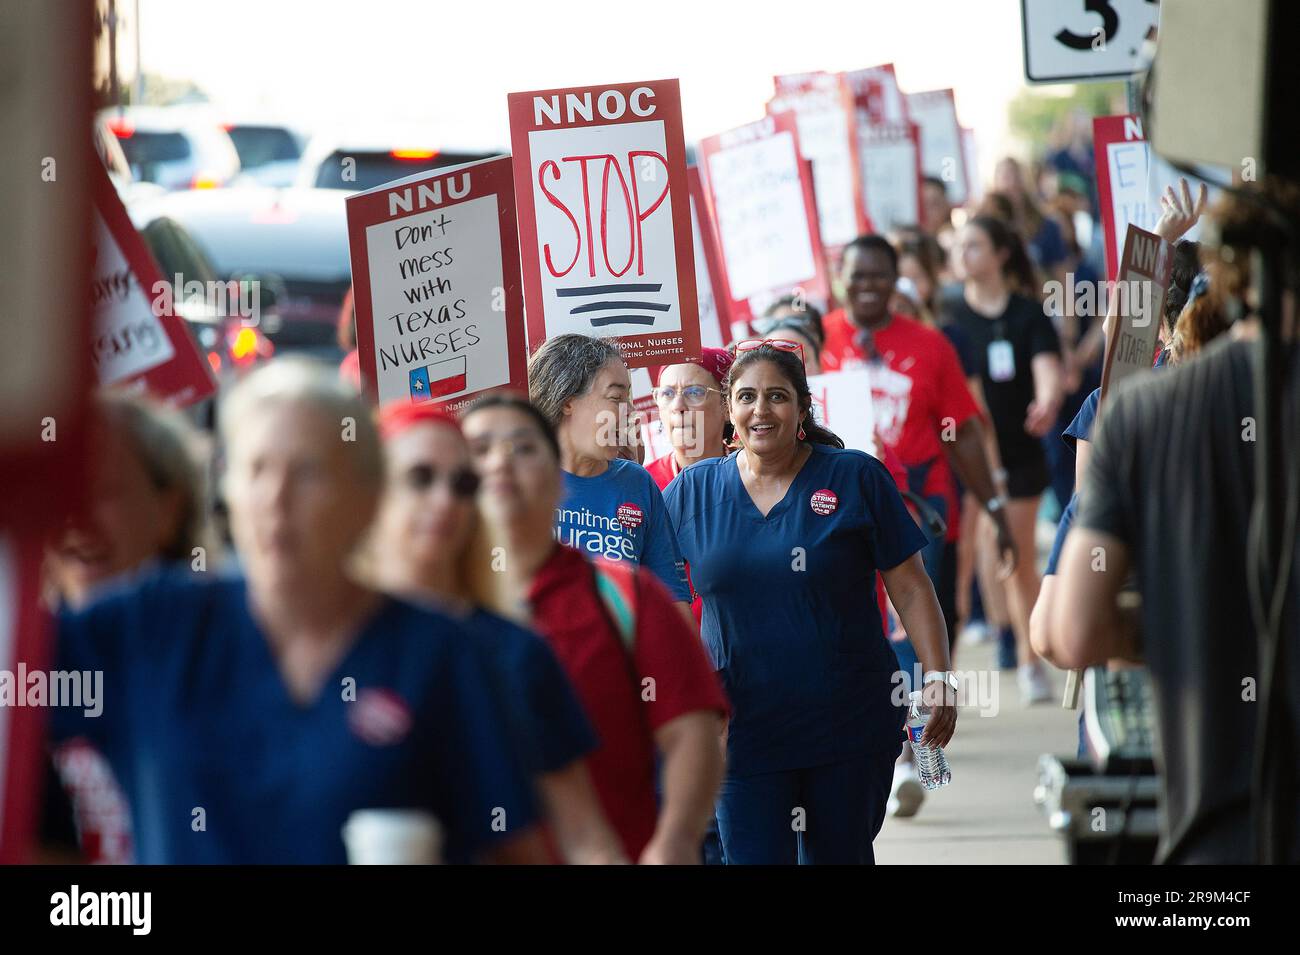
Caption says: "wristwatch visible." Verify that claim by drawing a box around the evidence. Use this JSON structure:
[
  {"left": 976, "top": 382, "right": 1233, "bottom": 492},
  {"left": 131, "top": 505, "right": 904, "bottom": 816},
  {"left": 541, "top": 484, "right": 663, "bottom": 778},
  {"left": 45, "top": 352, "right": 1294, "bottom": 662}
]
[
  {"left": 923, "top": 670, "right": 960, "bottom": 693},
  {"left": 985, "top": 494, "right": 1009, "bottom": 515}
]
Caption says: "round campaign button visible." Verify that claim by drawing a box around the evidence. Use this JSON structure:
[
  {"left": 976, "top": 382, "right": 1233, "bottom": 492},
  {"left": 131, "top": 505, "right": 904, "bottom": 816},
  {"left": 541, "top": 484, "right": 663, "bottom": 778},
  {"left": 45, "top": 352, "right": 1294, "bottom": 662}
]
[
  {"left": 810, "top": 489, "right": 838, "bottom": 516},
  {"left": 617, "top": 502, "right": 644, "bottom": 529},
  {"left": 348, "top": 688, "right": 413, "bottom": 747}
]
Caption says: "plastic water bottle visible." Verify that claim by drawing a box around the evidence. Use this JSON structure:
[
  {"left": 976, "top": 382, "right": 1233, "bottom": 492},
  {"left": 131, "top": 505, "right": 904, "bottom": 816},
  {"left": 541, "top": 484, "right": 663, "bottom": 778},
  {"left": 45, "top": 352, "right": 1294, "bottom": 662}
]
[{"left": 907, "top": 690, "right": 952, "bottom": 791}]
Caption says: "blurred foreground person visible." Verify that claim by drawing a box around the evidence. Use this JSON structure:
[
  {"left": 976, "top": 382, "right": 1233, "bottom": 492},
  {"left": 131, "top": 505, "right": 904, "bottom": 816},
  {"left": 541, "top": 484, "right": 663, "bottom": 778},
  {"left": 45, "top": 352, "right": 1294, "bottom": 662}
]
[
  {"left": 371, "top": 402, "right": 625, "bottom": 864},
  {"left": 42, "top": 392, "right": 209, "bottom": 863},
  {"left": 461, "top": 394, "right": 727, "bottom": 864},
  {"left": 1049, "top": 182, "right": 1300, "bottom": 863},
  {"left": 52, "top": 359, "right": 546, "bottom": 863}
]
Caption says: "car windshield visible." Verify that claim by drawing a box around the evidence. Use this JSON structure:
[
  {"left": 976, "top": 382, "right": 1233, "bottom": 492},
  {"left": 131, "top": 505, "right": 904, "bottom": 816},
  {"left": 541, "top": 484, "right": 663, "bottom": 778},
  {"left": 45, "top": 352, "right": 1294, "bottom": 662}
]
[
  {"left": 312, "top": 150, "right": 493, "bottom": 190},
  {"left": 226, "top": 126, "right": 300, "bottom": 168},
  {"left": 117, "top": 131, "right": 191, "bottom": 177}
]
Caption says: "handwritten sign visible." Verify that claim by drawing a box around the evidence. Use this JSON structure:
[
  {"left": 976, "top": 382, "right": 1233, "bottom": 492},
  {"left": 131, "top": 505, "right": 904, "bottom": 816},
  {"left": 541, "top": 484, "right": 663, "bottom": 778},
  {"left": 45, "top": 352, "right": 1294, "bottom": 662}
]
[
  {"left": 806, "top": 367, "right": 878, "bottom": 457},
  {"left": 856, "top": 122, "right": 923, "bottom": 234},
  {"left": 1100, "top": 224, "right": 1171, "bottom": 400},
  {"left": 345, "top": 156, "right": 526, "bottom": 412},
  {"left": 905, "top": 89, "right": 968, "bottom": 206},
  {"left": 91, "top": 164, "right": 215, "bottom": 406},
  {"left": 1092, "top": 113, "right": 1223, "bottom": 282},
  {"left": 767, "top": 73, "right": 867, "bottom": 253},
  {"left": 508, "top": 79, "right": 700, "bottom": 369},
  {"left": 699, "top": 112, "right": 829, "bottom": 330}
]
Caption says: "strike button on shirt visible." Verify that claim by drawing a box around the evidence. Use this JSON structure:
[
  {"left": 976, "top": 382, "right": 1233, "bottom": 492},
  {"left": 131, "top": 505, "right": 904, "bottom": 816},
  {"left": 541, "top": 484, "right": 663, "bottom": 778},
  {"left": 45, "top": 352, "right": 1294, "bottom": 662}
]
[
  {"left": 810, "top": 489, "right": 839, "bottom": 516},
  {"left": 617, "top": 502, "right": 644, "bottom": 529}
]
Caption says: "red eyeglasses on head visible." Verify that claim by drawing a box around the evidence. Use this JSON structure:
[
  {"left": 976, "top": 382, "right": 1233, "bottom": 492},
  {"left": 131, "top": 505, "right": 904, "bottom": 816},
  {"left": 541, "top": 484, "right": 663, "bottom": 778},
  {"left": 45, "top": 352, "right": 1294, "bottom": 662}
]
[{"left": 734, "top": 338, "right": 805, "bottom": 362}]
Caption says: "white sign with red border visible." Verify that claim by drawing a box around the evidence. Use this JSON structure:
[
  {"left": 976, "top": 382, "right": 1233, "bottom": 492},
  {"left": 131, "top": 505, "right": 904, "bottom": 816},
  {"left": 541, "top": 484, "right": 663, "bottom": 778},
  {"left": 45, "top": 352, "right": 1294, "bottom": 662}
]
[
  {"left": 345, "top": 156, "right": 527, "bottom": 412},
  {"left": 905, "top": 89, "right": 969, "bottom": 206},
  {"left": 507, "top": 79, "right": 701, "bottom": 369}
]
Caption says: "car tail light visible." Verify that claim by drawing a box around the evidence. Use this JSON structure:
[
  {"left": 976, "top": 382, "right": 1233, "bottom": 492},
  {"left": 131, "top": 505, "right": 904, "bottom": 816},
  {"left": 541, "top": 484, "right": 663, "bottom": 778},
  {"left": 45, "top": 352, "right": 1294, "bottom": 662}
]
[
  {"left": 207, "top": 351, "right": 223, "bottom": 375},
  {"left": 106, "top": 117, "right": 134, "bottom": 139},
  {"left": 227, "top": 322, "right": 274, "bottom": 366},
  {"left": 190, "top": 171, "right": 223, "bottom": 190},
  {"left": 390, "top": 149, "right": 438, "bottom": 160}
]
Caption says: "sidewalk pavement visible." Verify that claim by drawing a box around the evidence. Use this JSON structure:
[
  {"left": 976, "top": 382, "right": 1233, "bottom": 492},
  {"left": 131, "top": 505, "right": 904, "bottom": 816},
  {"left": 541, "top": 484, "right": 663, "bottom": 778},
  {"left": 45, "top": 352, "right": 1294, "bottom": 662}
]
[{"left": 875, "top": 637, "right": 1081, "bottom": 864}]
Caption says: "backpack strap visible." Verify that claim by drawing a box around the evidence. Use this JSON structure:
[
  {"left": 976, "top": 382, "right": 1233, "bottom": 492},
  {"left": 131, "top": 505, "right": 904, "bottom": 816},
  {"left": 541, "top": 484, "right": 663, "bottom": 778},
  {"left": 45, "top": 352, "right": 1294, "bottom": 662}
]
[{"left": 591, "top": 560, "right": 638, "bottom": 655}]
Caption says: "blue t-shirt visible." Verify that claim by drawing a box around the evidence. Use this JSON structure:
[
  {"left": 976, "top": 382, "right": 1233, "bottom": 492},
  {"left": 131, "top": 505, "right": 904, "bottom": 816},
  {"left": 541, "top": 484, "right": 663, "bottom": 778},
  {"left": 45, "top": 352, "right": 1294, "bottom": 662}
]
[
  {"left": 1062, "top": 387, "right": 1100, "bottom": 454},
  {"left": 466, "top": 608, "right": 597, "bottom": 776},
  {"left": 556, "top": 457, "right": 690, "bottom": 602},
  {"left": 53, "top": 571, "right": 539, "bottom": 864},
  {"left": 1045, "top": 492, "right": 1079, "bottom": 576},
  {"left": 663, "top": 445, "right": 927, "bottom": 774}
]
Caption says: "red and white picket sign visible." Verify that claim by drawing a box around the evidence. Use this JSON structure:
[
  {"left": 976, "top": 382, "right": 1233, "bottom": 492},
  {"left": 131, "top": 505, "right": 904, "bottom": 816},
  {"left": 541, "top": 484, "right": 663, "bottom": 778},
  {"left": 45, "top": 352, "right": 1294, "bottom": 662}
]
[
  {"left": 766, "top": 72, "right": 867, "bottom": 255},
  {"left": 855, "top": 121, "right": 923, "bottom": 236},
  {"left": 840, "top": 63, "right": 910, "bottom": 126},
  {"left": 685, "top": 166, "right": 729, "bottom": 349},
  {"left": 698, "top": 112, "right": 829, "bottom": 332},
  {"left": 91, "top": 162, "right": 216, "bottom": 407},
  {"left": 507, "top": 78, "right": 701, "bottom": 369},
  {"left": 905, "top": 88, "right": 969, "bottom": 206},
  {"left": 345, "top": 156, "right": 528, "bottom": 412}
]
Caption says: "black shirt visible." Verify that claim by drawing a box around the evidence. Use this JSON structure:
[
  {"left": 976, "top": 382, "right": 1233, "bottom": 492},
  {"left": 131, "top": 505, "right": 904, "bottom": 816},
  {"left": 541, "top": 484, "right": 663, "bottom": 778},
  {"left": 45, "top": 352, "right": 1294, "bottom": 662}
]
[
  {"left": 950, "top": 293, "right": 1060, "bottom": 468},
  {"left": 1078, "top": 337, "right": 1300, "bottom": 863}
]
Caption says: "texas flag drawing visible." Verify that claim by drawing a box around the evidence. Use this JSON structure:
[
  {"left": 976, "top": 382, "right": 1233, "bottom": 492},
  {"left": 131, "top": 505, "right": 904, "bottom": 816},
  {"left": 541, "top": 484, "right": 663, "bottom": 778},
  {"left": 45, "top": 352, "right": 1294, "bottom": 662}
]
[{"left": 408, "top": 355, "right": 467, "bottom": 403}]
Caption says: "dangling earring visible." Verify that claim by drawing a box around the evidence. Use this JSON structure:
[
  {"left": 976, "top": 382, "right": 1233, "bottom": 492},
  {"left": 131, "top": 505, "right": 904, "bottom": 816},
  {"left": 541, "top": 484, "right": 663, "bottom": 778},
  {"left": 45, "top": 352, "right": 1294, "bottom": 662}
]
[
  {"left": 797, "top": 420, "right": 807, "bottom": 442},
  {"left": 726, "top": 434, "right": 743, "bottom": 450}
]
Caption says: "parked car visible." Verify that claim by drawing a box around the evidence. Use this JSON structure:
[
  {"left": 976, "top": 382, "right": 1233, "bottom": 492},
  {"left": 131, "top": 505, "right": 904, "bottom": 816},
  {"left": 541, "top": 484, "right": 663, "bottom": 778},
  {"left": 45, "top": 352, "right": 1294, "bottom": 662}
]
[
  {"left": 224, "top": 121, "right": 305, "bottom": 188},
  {"left": 127, "top": 187, "right": 351, "bottom": 360},
  {"left": 98, "top": 105, "right": 241, "bottom": 190},
  {"left": 296, "top": 133, "right": 497, "bottom": 191}
]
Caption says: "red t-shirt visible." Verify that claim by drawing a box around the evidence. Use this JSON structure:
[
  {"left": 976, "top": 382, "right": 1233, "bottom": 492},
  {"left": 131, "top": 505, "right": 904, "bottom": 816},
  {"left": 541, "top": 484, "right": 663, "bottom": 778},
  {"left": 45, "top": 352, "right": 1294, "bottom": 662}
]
[
  {"left": 822, "top": 310, "right": 980, "bottom": 541},
  {"left": 644, "top": 453, "right": 679, "bottom": 490},
  {"left": 527, "top": 544, "right": 727, "bottom": 860}
]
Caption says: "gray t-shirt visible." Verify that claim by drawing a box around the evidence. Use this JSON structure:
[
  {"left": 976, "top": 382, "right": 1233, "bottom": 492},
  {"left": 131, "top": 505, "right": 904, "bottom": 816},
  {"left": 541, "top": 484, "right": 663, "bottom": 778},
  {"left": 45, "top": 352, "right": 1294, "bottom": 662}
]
[{"left": 1077, "top": 336, "right": 1300, "bottom": 863}]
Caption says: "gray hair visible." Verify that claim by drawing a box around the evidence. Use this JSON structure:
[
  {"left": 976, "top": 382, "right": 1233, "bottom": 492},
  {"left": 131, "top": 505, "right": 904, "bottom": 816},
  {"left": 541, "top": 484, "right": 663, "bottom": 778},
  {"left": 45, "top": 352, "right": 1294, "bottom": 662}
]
[
  {"left": 218, "top": 357, "right": 383, "bottom": 488},
  {"left": 527, "top": 334, "right": 623, "bottom": 426},
  {"left": 98, "top": 390, "right": 207, "bottom": 563}
]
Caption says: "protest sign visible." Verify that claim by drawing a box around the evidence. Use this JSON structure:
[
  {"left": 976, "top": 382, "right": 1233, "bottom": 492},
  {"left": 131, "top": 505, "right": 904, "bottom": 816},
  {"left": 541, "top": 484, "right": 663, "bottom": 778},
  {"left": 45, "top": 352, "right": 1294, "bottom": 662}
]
[
  {"left": 699, "top": 112, "right": 829, "bottom": 330},
  {"left": 507, "top": 79, "right": 700, "bottom": 369},
  {"left": 1093, "top": 114, "right": 1223, "bottom": 282},
  {"left": 91, "top": 164, "right": 216, "bottom": 407},
  {"left": 962, "top": 127, "right": 982, "bottom": 201},
  {"left": 345, "top": 156, "right": 526, "bottom": 411},
  {"left": 855, "top": 121, "right": 922, "bottom": 235},
  {"left": 806, "top": 367, "right": 878, "bottom": 457},
  {"left": 766, "top": 73, "right": 867, "bottom": 254},
  {"left": 905, "top": 89, "right": 969, "bottom": 206},
  {"left": 840, "top": 64, "right": 909, "bottom": 125},
  {"left": 686, "top": 166, "right": 729, "bottom": 349},
  {"left": 1099, "top": 223, "right": 1171, "bottom": 400}
]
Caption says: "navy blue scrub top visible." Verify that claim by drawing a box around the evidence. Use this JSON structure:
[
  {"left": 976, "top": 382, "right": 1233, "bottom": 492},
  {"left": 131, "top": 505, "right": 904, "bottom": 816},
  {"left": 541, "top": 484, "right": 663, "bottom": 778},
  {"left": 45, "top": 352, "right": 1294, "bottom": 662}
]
[
  {"left": 53, "top": 570, "right": 539, "bottom": 864},
  {"left": 664, "top": 444, "right": 927, "bottom": 775}
]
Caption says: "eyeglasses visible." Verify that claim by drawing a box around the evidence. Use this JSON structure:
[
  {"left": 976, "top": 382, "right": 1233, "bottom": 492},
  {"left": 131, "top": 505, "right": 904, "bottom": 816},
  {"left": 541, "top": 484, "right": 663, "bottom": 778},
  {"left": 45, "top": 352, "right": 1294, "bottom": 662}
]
[
  {"left": 401, "top": 464, "right": 480, "bottom": 498},
  {"left": 735, "top": 338, "right": 805, "bottom": 362},
  {"left": 653, "top": 384, "right": 721, "bottom": 407}
]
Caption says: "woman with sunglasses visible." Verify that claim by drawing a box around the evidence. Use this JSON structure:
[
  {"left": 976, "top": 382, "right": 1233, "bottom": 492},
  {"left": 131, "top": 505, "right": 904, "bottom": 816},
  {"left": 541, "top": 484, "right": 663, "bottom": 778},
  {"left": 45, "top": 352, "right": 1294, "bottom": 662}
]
[
  {"left": 460, "top": 393, "right": 728, "bottom": 864},
  {"left": 663, "top": 341, "right": 957, "bottom": 864},
  {"left": 527, "top": 334, "right": 692, "bottom": 612},
  {"left": 370, "top": 402, "right": 627, "bottom": 864}
]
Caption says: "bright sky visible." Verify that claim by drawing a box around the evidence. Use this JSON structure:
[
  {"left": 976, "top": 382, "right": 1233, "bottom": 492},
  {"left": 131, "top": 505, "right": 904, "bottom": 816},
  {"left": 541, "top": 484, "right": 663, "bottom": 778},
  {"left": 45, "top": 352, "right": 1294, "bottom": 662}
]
[{"left": 136, "top": 0, "right": 1036, "bottom": 180}]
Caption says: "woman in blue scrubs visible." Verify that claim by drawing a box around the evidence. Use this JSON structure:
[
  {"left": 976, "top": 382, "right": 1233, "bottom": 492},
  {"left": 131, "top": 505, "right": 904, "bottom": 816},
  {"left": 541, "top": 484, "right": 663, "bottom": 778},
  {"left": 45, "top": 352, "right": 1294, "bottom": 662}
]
[{"left": 663, "top": 341, "right": 958, "bottom": 864}]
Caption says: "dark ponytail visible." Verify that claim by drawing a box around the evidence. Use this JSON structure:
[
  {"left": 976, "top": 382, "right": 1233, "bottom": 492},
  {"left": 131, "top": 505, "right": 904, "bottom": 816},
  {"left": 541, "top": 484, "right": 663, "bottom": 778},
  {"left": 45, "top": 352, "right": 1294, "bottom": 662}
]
[
  {"left": 724, "top": 344, "right": 844, "bottom": 449},
  {"left": 969, "top": 214, "right": 1041, "bottom": 301}
]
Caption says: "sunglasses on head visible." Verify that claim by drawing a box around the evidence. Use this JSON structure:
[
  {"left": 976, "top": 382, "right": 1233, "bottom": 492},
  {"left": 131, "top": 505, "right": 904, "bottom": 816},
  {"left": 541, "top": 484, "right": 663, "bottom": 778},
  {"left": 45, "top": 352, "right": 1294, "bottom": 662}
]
[
  {"left": 402, "top": 464, "right": 480, "bottom": 499},
  {"left": 735, "top": 338, "right": 805, "bottom": 362}
]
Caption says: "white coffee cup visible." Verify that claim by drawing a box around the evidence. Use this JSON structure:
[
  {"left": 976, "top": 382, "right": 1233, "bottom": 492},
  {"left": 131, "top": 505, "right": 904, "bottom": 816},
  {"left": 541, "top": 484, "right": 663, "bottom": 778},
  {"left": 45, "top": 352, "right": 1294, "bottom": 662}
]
[{"left": 342, "top": 809, "right": 443, "bottom": 865}]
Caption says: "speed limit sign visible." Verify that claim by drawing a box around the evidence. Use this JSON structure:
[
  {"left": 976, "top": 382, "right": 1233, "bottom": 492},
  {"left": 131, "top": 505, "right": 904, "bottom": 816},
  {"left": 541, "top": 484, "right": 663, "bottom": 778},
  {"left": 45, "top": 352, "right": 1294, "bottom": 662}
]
[{"left": 1021, "top": 0, "right": 1162, "bottom": 84}]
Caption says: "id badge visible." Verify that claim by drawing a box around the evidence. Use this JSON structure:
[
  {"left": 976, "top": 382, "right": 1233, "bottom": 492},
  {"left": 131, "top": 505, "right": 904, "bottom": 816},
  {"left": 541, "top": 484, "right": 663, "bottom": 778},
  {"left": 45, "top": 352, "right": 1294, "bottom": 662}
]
[{"left": 988, "top": 340, "right": 1016, "bottom": 382}]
